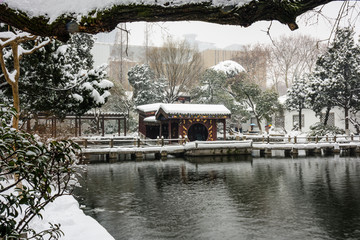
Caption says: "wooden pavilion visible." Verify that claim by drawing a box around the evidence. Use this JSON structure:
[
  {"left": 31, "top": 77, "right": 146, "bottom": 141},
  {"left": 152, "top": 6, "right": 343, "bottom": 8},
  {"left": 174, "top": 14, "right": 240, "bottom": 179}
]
[
  {"left": 137, "top": 103, "right": 231, "bottom": 141},
  {"left": 26, "top": 112, "right": 127, "bottom": 137}
]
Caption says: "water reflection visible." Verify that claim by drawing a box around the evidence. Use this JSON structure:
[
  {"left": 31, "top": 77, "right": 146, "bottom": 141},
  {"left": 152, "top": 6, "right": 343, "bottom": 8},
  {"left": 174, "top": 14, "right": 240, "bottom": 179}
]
[{"left": 74, "top": 156, "right": 360, "bottom": 240}]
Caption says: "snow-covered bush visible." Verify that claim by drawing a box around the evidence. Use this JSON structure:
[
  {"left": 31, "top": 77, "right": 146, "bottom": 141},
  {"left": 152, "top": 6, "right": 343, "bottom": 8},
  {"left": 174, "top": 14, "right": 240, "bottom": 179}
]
[
  {"left": 307, "top": 122, "right": 345, "bottom": 137},
  {"left": 0, "top": 103, "right": 80, "bottom": 239}
]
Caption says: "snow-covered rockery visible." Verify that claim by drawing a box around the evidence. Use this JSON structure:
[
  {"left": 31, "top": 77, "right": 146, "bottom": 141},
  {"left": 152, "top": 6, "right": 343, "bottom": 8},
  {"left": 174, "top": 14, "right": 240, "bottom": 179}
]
[
  {"left": 2, "top": 0, "right": 252, "bottom": 22},
  {"left": 211, "top": 60, "right": 246, "bottom": 77}
]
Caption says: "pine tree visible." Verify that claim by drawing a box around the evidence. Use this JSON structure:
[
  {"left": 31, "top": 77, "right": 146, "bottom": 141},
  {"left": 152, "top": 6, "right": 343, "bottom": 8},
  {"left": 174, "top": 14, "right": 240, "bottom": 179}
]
[
  {"left": 190, "top": 69, "right": 227, "bottom": 104},
  {"left": 310, "top": 27, "right": 360, "bottom": 132},
  {"left": 286, "top": 74, "right": 309, "bottom": 130},
  {"left": 128, "top": 64, "right": 165, "bottom": 106},
  {"left": 0, "top": 32, "right": 113, "bottom": 119}
]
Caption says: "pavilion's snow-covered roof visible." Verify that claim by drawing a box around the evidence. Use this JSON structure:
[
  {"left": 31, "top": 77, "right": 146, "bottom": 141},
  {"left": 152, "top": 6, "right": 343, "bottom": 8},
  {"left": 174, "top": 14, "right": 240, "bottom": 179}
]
[
  {"left": 144, "top": 116, "right": 158, "bottom": 123},
  {"left": 137, "top": 103, "right": 231, "bottom": 115},
  {"left": 137, "top": 103, "right": 162, "bottom": 113},
  {"left": 2, "top": 0, "right": 251, "bottom": 22},
  {"left": 160, "top": 103, "right": 231, "bottom": 115}
]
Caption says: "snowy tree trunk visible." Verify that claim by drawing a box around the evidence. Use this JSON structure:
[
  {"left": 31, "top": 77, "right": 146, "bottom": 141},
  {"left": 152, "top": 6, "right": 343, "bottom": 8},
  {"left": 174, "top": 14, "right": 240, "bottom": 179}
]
[
  {"left": 345, "top": 107, "right": 349, "bottom": 132},
  {"left": 256, "top": 115, "right": 262, "bottom": 133},
  {"left": 0, "top": 32, "right": 50, "bottom": 130},
  {"left": 298, "top": 107, "right": 302, "bottom": 131},
  {"left": 323, "top": 106, "right": 331, "bottom": 126},
  {"left": 11, "top": 84, "right": 20, "bottom": 130}
]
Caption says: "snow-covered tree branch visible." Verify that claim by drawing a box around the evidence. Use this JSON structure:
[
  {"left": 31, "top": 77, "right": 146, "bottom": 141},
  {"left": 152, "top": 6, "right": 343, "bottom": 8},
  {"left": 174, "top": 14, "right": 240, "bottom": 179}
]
[
  {"left": 0, "top": 30, "right": 51, "bottom": 129},
  {"left": 0, "top": 0, "right": 334, "bottom": 41}
]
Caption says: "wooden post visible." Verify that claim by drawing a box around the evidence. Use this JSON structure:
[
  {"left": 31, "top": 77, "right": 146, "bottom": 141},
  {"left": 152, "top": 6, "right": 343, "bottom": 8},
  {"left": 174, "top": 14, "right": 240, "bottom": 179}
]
[
  {"left": 75, "top": 117, "right": 78, "bottom": 137},
  {"left": 159, "top": 122, "right": 162, "bottom": 137},
  {"left": 333, "top": 135, "right": 337, "bottom": 143},
  {"left": 78, "top": 116, "right": 82, "bottom": 136},
  {"left": 110, "top": 139, "right": 114, "bottom": 148},
  {"left": 97, "top": 117, "right": 100, "bottom": 134},
  {"left": 294, "top": 136, "right": 297, "bottom": 144},
  {"left": 51, "top": 117, "right": 54, "bottom": 137},
  {"left": 101, "top": 115, "right": 105, "bottom": 137},
  {"left": 161, "top": 136, "right": 164, "bottom": 146},
  {"left": 169, "top": 120, "right": 172, "bottom": 141},
  {"left": 54, "top": 117, "right": 57, "bottom": 138},
  {"left": 223, "top": 119, "right": 226, "bottom": 140},
  {"left": 84, "top": 139, "right": 88, "bottom": 148},
  {"left": 124, "top": 118, "right": 127, "bottom": 136},
  {"left": 118, "top": 119, "right": 121, "bottom": 136},
  {"left": 267, "top": 136, "right": 270, "bottom": 144}
]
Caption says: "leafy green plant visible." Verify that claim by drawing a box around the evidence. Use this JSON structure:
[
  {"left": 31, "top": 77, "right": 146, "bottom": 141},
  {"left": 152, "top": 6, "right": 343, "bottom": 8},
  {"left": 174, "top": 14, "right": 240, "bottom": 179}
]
[{"left": 0, "top": 103, "right": 81, "bottom": 239}]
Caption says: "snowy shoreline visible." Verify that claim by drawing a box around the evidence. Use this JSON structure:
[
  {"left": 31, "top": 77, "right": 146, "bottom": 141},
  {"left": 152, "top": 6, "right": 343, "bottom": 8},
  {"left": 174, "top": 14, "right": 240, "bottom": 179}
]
[{"left": 30, "top": 194, "right": 114, "bottom": 240}]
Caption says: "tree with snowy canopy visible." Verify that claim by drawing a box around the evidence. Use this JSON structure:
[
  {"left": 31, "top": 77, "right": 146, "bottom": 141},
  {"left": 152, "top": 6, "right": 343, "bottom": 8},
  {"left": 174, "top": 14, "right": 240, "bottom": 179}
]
[
  {"left": 228, "top": 73, "right": 281, "bottom": 133},
  {"left": 191, "top": 68, "right": 247, "bottom": 125},
  {"left": 285, "top": 74, "right": 310, "bottom": 131},
  {"left": 306, "top": 72, "right": 335, "bottom": 126},
  {"left": 191, "top": 69, "right": 228, "bottom": 104},
  {"left": 128, "top": 64, "right": 166, "bottom": 106},
  {"left": 0, "top": 28, "right": 113, "bottom": 123},
  {"left": 309, "top": 27, "right": 360, "bottom": 132}
]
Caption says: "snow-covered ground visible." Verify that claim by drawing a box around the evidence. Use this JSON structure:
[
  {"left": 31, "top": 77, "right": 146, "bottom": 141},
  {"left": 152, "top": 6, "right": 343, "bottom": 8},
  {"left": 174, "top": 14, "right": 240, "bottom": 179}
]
[{"left": 30, "top": 195, "right": 114, "bottom": 240}]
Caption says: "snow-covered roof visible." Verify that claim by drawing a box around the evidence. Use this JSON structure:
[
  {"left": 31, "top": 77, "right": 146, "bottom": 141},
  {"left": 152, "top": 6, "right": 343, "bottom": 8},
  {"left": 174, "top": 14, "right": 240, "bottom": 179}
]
[
  {"left": 136, "top": 103, "right": 162, "bottom": 113},
  {"left": 137, "top": 103, "right": 231, "bottom": 116},
  {"left": 211, "top": 60, "right": 246, "bottom": 74},
  {"left": 158, "top": 103, "right": 231, "bottom": 115},
  {"left": 144, "top": 116, "right": 158, "bottom": 123}
]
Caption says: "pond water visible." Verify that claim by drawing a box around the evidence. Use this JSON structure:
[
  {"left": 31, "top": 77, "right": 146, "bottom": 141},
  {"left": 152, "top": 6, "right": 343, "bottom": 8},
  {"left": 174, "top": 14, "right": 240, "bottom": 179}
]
[{"left": 73, "top": 155, "right": 360, "bottom": 240}]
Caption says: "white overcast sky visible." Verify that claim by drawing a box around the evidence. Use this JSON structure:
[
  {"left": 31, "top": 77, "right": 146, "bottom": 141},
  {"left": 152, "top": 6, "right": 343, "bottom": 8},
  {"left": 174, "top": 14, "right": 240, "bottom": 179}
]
[{"left": 104, "top": 1, "right": 359, "bottom": 48}]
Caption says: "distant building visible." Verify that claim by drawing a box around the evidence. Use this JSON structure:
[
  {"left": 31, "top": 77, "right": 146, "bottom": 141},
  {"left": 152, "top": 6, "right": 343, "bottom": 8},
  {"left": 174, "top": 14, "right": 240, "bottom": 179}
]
[{"left": 137, "top": 103, "right": 231, "bottom": 141}]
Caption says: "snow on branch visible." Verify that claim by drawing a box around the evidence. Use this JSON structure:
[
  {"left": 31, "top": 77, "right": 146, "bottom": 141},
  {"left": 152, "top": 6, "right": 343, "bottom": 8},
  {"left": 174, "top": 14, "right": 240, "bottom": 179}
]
[
  {"left": 0, "top": 0, "right": 334, "bottom": 41},
  {"left": 18, "top": 37, "right": 51, "bottom": 57}
]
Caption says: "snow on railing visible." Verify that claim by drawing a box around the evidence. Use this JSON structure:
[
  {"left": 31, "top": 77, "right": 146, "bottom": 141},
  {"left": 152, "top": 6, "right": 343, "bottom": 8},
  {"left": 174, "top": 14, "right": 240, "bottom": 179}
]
[{"left": 74, "top": 134, "right": 360, "bottom": 149}]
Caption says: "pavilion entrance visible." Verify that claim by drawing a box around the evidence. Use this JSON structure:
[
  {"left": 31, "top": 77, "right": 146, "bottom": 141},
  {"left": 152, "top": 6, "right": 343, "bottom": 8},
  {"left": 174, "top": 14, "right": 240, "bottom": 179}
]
[{"left": 188, "top": 123, "right": 208, "bottom": 141}]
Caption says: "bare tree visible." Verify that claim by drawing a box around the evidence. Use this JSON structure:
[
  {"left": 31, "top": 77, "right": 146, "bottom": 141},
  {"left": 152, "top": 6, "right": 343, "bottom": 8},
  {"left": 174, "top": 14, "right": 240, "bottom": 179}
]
[
  {"left": 231, "top": 44, "right": 270, "bottom": 89},
  {"left": 268, "top": 34, "right": 323, "bottom": 95},
  {"left": 148, "top": 38, "right": 203, "bottom": 103}
]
